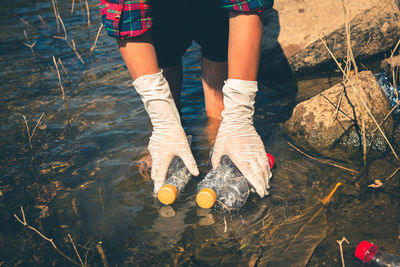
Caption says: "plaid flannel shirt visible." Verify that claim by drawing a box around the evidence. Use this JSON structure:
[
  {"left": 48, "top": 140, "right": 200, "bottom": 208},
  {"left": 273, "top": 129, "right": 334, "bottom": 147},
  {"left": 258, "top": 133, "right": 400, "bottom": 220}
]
[{"left": 99, "top": 0, "right": 272, "bottom": 38}]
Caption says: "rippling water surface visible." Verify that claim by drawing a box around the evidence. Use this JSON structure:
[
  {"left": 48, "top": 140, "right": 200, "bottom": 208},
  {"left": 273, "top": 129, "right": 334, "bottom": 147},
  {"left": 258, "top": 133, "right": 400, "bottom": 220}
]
[{"left": 1, "top": 1, "right": 399, "bottom": 266}]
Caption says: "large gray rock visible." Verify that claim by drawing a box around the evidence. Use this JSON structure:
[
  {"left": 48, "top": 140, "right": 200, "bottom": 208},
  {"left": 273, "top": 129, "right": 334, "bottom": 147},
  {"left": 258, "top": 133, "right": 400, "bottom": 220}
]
[{"left": 284, "top": 71, "right": 394, "bottom": 161}]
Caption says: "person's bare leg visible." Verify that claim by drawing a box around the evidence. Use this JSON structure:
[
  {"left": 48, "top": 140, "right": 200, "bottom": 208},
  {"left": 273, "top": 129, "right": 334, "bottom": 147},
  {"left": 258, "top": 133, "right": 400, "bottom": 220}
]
[
  {"left": 202, "top": 57, "right": 227, "bottom": 145},
  {"left": 118, "top": 33, "right": 160, "bottom": 176},
  {"left": 227, "top": 12, "right": 262, "bottom": 80},
  {"left": 118, "top": 32, "right": 160, "bottom": 80},
  {"left": 162, "top": 62, "right": 183, "bottom": 112}
]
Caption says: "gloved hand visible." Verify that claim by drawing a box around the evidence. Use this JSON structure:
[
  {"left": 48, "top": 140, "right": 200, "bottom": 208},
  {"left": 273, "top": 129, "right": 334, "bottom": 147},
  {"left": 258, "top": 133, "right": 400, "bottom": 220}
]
[
  {"left": 132, "top": 71, "right": 199, "bottom": 193},
  {"left": 211, "top": 79, "right": 272, "bottom": 197}
]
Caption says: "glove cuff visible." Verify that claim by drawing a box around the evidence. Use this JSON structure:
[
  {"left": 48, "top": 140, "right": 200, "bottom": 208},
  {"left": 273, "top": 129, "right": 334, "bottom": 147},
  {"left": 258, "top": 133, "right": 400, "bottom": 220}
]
[
  {"left": 221, "top": 79, "right": 258, "bottom": 125},
  {"left": 132, "top": 71, "right": 181, "bottom": 129}
]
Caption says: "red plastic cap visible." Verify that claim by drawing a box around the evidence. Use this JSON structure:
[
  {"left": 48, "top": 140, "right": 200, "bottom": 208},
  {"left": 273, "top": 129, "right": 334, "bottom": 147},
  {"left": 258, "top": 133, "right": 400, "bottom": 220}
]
[
  {"left": 355, "top": 241, "right": 377, "bottom": 261},
  {"left": 266, "top": 153, "right": 275, "bottom": 169}
]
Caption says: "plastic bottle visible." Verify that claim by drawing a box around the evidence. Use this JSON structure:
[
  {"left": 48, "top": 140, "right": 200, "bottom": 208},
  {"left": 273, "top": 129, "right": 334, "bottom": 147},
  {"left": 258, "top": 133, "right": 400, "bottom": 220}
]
[
  {"left": 157, "top": 156, "right": 192, "bottom": 205},
  {"left": 355, "top": 240, "right": 400, "bottom": 266},
  {"left": 157, "top": 136, "right": 193, "bottom": 205},
  {"left": 196, "top": 153, "right": 275, "bottom": 210},
  {"left": 375, "top": 72, "right": 400, "bottom": 113}
]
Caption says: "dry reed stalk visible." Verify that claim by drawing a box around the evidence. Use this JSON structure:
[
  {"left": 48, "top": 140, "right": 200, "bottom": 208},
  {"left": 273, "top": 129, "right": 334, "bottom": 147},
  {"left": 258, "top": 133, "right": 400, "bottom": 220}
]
[
  {"left": 71, "top": 0, "right": 75, "bottom": 13},
  {"left": 366, "top": 95, "right": 400, "bottom": 155},
  {"left": 53, "top": 56, "right": 71, "bottom": 124},
  {"left": 333, "top": 87, "right": 345, "bottom": 120},
  {"left": 390, "top": 39, "right": 400, "bottom": 89},
  {"left": 14, "top": 207, "right": 80, "bottom": 265},
  {"left": 287, "top": 141, "right": 359, "bottom": 173},
  {"left": 38, "top": 14, "right": 47, "bottom": 25},
  {"left": 68, "top": 234, "right": 85, "bottom": 267},
  {"left": 85, "top": 0, "right": 91, "bottom": 37},
  {"left": 51, "top": 0, "right": 60, "bottom": 34},
  {"left": 90, "top": 24, "right": 103, "bottom": 55},
  {"left": 78, "top": 0, "right": 87, "bottom": 21},
  {"left": 337, "top": 237, "right": 350, "bottom": 267},
  {"left": 23, "top": 31, "right": 42, "bottom": 73},
  {"left": 71, "top": 40, "right": 85, "bottom": 64},
  {"left": 58, "top": 58, "right": 71, "bottom": 83},
  {"left": 361, "top": 106, "right": 367, "bottom": 165},
  {"left": 96, "top": 242, "right": 109, "bottom": 267},
  {"left": 341, "top": 0, "right": 358, "bottom": 78},
  {"left": 340, "top": 0, "right": 368, "bottom": 165},
  {"left": 307, "top": 8, "right": 399, "bottom": 161},
  {"left": 22, "top": 113, "right": 45, "bottom": 152},
  {"left": 54, "top": 15, "right": 85, "bottom": 64},
  {"left": 20, "top": 18, "right": 34, "bottom": 29}
]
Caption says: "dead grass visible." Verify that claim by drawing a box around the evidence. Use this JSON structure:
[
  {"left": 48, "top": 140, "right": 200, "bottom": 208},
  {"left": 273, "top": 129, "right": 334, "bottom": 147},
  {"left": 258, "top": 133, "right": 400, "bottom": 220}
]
[{"left": 307, "top": 5, "right": 399, "bottom": 161}]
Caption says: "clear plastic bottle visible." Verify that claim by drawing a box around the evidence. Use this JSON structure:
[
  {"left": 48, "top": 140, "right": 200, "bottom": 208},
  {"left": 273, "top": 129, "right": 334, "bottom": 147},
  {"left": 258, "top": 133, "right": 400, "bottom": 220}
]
[
  {"left": 157, "top": 156, "right": 192, "bottom": 205},
  {"left": 355, "top": 240, "right": 400, "bottom": 266},
  {"left": 375, "top": 72, "right": 400, "bottom": 112},
  {"left": 196, "top": 153, "right": 275, "bottom": 210}
]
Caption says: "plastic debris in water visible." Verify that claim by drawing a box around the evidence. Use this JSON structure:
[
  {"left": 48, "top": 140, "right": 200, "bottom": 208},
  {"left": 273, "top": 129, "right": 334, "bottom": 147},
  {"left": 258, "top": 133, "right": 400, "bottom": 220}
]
[{"left": 375, "top": 72, "right": 400, "bottom": 112}]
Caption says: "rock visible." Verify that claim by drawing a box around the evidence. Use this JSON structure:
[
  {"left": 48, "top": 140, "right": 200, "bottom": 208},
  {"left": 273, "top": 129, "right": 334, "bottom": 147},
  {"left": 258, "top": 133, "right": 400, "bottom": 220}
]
[
  {"left": 260, "top": 0, "right": 400, "bottom": 75},
  {"left": 284, "top": 71, "right": 394, "bottom": 161},
  {"left": 381, "top": 55, "right": 400, "bottom": 86},
  {"left": 288, "top": 0, "right": 400, "bottom": 74}
]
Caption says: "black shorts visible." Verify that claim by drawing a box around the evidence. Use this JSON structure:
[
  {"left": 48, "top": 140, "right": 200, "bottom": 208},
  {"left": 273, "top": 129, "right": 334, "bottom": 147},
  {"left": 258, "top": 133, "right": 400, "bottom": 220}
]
[{"left": 150, "top": 0, "right": 229, "bottom": 68}]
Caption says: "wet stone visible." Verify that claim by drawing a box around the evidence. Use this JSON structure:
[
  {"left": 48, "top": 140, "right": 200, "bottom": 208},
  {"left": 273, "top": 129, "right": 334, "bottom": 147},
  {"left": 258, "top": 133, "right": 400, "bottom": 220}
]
[{"left": 284, "top": 71, "right": 394, "bottom": 162}]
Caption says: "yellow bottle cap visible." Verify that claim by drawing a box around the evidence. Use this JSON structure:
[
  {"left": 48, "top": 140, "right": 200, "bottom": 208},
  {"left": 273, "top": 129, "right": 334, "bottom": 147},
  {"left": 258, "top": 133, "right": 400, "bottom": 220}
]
[
  {"left": 157, "top": 184, "right": 178, "bottom": 205},
  {"left": 196, "top": 188, "right": 217, "bottom": 209}
]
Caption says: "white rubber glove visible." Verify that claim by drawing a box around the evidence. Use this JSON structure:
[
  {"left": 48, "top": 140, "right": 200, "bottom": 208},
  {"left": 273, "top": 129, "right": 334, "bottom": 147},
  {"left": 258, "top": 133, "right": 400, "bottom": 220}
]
[
  {"left": 211, "top": 79, "right": 272, "bottom": 197},
  {"left": 132, "top": 71, "right": 199, "bottom": 193}
]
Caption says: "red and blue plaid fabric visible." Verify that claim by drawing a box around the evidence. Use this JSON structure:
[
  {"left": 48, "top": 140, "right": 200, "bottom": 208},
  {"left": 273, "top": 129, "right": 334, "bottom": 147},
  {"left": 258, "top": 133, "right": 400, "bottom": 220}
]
[
  {"left": 99, "top": 0, "right": 151, "bottom": 38},
  {"left": 99, "top": 0, "right": 268, "bottom": 38},
  {"left": 220, "top": 0, "right": 264, "bottom": 12}
]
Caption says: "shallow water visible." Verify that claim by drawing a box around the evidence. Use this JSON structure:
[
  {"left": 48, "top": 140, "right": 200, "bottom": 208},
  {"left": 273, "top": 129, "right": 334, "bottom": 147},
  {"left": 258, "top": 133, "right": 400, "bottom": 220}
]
[{"left": 1, "top": 1, "right": 399, "bottom": 266}]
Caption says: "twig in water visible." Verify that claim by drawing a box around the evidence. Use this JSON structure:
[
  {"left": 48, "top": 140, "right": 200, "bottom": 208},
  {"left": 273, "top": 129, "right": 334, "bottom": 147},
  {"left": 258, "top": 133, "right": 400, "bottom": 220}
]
[
  {"left": 90, "top": 24, "right": 103, "bottom": 55},
  {"left": 22, "top": 113, "right": 45, "bottom": 152},
  {"left": 58, "top": 58, "right": 71, "bottom": 83},
  {"left": 71, "top": 40, "right": 85, "bottom": 64},
  {"left": 68, "top": 234, "right": 85, "bottom": 267},
  {"left": 53, "top": 56, "right": 71, "bottom": 124},
  {"left": 287, "top": 141, "right": 359, "bottom": 173},
  {"left": 307, "top": 8, "right": 399, "bottom": 161},
  {"left": 54, "top": 15, "right": 85, "bottom": 64},
  {"left": 14, "top": 207, "right": 80, "bottom": 265},
  {"left": 322, "top": 182, "right": 342, "bottom": 205},
  {"left": 366, "top": 101, "right": 400, "bottom": 155},
  {"left": 284, "top": 182, "right": 342, "bottom": 252},
  {"left": 96, "top": 242, "right": 109, "bottom": 267},
  {"left": 23, "top": 31, "right": 42, "bottom": 73},
  {"left": 38, "top": 14, "right": 47, "bottom": 25},
  {"left": 51, "top": 0, "right": 60, "bottom": 34},
  {"left": 20, "top": 18, "right": 34, "bottom": 29},
  {"left": 223, "top": 214, "right": 228, "bottom": 233},
  {"left": 85, "top": 0, "right": 91, "bottom": 41},
  {"left": 71, "top": 0, "right": 75, "bottom": 13},
  {"left": 98, "top": 187, "right": 105, "bottom": 210},
  {"left": 337, "top": 236, "right": 350, "bottom": 267},
  {"left": 78, "top": 0, "right": 87, "bottom": 21},
  {"left": 385, "top": 167, "right": 400, "bottom": 183}
]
